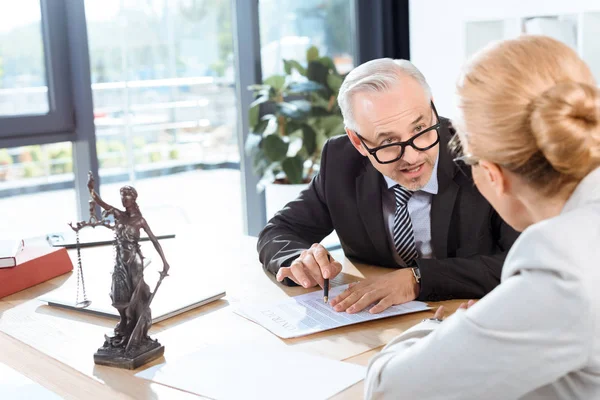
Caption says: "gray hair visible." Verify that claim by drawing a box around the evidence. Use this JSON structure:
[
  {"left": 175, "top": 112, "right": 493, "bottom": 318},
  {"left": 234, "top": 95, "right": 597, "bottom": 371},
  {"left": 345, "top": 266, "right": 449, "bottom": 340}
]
[{"left": 337, "top": 58, "right": 432, "bottom": 132}]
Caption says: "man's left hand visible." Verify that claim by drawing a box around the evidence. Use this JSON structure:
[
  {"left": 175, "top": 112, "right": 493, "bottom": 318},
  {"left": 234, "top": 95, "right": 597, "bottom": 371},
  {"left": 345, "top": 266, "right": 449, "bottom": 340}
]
[{"left": 330, "top": 268, "right": 419, "bottom": 314}]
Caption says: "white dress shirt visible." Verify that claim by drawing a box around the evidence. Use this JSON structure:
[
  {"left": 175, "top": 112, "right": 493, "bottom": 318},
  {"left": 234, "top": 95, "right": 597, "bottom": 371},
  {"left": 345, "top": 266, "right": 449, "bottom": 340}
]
[
  {"left": 382, "top": 155, "right": 439, "bottom": 265},
  {"left": 365, "top": 166, "right": 600, "bottom": 400}
]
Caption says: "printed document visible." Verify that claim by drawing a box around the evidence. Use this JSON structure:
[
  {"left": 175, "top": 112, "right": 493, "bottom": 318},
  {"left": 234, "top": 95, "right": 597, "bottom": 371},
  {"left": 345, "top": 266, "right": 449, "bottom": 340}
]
[{"left": 234, "top": 284, "right": 430, "bottom": 339}]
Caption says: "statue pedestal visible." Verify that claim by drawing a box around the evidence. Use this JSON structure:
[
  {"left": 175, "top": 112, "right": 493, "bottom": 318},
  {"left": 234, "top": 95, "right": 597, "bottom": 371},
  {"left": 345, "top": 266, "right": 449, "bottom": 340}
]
[{"left": 94, "top": 338, "right": 164, "bottom": 370}]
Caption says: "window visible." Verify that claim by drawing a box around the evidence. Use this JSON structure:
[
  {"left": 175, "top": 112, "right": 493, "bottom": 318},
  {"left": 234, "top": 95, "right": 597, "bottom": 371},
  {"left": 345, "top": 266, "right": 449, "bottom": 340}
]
[
  {"left": 0, "top": 0, "right": 48, "bottom": 117},
  {"left": 0, "top": 142, "right": 76, "bottom": 237},
  {"left": 0, "top": 0, "right": 74, "bottom": 139},
  {"left": 0, "top": 1, "right": 77, "bottom": 239},
  {"left": 259, "top": 0, "right": 355, "bottom": 77},
  {"left": 0, "top": 0, "right": 362, "bottom": 239},
  {"left": 85, "top": 0, "right": 242, "bottom": 232}
]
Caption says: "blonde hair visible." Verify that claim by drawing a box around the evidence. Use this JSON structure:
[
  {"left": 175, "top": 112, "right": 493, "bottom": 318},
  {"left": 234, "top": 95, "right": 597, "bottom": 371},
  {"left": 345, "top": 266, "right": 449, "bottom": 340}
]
[
  {"left": 456, "top": 35, "right": 600, "bottom": 195},
  {"left": 338, "top": 58, "right": 431, "bottom": 131}
]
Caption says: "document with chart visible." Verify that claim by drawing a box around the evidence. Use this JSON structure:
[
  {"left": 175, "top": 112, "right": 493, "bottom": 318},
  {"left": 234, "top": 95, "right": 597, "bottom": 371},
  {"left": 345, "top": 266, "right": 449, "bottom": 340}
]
[{"left": 234, "top": 284, "right": 430, "bottom": 339}]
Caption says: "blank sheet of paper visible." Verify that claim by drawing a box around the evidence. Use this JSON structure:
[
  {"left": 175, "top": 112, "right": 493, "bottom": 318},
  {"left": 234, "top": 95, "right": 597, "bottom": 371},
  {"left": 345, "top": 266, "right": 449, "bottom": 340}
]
[
  {"left": 0, "top": 362, "right": 62, "bottom": 400},
  {"left": 135, "top": 343, "right": 365, "bottom": 400},
  {"left": 234, "top": 284, "right": 430, "bottom": 339}
]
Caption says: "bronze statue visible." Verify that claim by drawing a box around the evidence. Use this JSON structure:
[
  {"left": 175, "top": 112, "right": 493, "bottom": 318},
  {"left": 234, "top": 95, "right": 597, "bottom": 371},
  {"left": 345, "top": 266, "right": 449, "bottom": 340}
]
[{"left": 81, "top": 173, "right": 170, "bottom": 369}]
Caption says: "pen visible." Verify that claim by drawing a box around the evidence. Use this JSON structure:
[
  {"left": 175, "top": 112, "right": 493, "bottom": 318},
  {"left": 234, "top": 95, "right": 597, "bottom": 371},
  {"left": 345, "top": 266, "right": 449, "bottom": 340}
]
[{"left": 324, "top": 254, "right": 330, "bottom": 303}]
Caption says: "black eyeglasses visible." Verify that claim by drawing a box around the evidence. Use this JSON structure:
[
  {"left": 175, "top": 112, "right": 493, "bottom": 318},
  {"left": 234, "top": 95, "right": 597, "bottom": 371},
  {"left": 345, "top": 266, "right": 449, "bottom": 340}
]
[{"left": 353, "top": 101, "right": 441, "bottom": 164}]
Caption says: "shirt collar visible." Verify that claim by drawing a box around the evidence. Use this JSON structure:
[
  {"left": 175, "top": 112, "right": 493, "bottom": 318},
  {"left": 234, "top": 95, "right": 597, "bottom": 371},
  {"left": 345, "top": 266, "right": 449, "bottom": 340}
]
[{"left": 383, "top": 153, "right": 440, "bottom": 195}]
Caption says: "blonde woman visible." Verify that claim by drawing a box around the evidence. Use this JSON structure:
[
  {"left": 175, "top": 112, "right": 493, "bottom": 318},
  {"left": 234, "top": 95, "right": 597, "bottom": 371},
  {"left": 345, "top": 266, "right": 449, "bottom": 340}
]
[{"left": 365, "top": 35, "right": 600, "bottom": 399}]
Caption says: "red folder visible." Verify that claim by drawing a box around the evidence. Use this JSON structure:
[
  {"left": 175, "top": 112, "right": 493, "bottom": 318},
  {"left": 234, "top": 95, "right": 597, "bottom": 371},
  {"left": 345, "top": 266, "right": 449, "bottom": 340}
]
[{"left": 0, "top": 246, "right": 73, "bottom": 299}]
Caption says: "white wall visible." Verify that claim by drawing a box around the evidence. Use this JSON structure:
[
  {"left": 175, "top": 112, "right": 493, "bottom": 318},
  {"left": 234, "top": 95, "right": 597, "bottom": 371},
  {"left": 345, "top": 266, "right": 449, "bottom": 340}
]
[{"left": 409, "top": 0, "right": 600, "bottom": 118}]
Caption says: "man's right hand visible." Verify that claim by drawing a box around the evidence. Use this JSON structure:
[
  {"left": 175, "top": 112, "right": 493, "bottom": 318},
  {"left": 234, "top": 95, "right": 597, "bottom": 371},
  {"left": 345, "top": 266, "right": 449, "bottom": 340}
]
[{"left": 276, "top": 243, "right": 342, "bottom": 288}]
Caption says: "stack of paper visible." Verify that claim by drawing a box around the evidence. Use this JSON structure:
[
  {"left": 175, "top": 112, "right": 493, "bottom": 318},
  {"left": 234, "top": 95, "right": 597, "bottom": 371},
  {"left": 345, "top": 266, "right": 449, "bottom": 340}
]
[
  {"left": 0, "top": 239, "right": 23, "bottom": 268},
  {"left": 234, "top": 283, "right": 430, "bottom": 339},
  {"left": 136, "top": 343, "right": 366, "bottom": 400}
]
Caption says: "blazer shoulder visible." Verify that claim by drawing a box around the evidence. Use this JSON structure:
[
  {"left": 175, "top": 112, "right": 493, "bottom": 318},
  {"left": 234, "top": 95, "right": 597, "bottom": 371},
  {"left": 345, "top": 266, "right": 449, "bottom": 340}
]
[
  {"left": 325, "top": 134, "right": 359, "bottom": 154},
  {"left": 504, "top": 205, "right": 600, "bottom": 280},
  {"left": 322, "top": 135, "right": 368, "bottom": 172}
]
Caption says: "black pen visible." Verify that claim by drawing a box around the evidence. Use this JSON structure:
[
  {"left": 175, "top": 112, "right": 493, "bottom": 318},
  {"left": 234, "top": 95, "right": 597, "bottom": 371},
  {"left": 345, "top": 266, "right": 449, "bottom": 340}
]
[{"left": 324, "top": 254, "right": 330, "bottom": 303}]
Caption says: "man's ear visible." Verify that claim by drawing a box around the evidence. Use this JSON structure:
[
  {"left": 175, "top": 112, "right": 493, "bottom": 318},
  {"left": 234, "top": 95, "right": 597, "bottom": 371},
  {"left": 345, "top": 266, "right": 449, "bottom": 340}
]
[
  {"left": 346, "top": 128, "right": 368, "bottom": 157},
  {"left": 478, "top": 160, "right": 509, "bottom": 196}
]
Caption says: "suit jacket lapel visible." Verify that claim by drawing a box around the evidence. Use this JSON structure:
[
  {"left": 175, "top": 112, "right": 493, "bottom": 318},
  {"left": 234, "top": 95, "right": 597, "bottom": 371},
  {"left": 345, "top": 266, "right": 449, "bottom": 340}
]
[
  {"left": 356, "top": 161, "right": 396, "bottom": 266},
  {"left": 431, "top": 123, "right": 459, "bottom": 258}
]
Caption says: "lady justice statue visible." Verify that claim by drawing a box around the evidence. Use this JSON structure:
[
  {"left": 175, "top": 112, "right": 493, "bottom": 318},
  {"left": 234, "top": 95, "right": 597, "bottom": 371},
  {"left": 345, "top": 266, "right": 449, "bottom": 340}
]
[{"left": 84, "top": 173, "right": 170, "bottom": 369}]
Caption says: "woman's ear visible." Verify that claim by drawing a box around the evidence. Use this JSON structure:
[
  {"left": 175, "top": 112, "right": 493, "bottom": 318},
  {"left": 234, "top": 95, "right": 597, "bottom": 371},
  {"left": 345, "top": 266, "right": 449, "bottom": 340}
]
[
  {"left": 346, "top": 128, "right": 368, "bottom": 157},
  {"left": 478, "top": 160, "right": 509, "bottom": 197}
]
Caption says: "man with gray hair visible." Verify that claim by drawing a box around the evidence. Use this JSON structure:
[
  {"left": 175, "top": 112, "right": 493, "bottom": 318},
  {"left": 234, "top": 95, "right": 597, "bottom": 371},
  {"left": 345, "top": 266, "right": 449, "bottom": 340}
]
[{"left": 257, "top": 58, "right": 518, "bottom": 313}]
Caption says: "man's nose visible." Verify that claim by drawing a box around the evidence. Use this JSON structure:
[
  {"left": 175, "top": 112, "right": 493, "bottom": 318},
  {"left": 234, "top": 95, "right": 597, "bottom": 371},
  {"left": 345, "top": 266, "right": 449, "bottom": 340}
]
[{"left": 401, "top": 145, "right": 420, "bottom": 164}]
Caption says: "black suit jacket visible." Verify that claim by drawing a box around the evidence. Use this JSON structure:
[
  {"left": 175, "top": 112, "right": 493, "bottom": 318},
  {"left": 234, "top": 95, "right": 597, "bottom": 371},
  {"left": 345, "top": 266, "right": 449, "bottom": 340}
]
[{"left": 257, "top": 119, "right": 519, "bottom": 302}]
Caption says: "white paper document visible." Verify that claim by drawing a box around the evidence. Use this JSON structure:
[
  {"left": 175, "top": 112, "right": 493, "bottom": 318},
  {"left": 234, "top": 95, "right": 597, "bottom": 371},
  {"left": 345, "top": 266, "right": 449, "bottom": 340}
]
[
  {"left": 0, "top": 362, "right": 62, "bottom": 400},
  {"left": 136, "top": 343, "right": 365, "bottom": 400},
  {"left": 234, "top": 284, "right": 430, "bottom": 339}
]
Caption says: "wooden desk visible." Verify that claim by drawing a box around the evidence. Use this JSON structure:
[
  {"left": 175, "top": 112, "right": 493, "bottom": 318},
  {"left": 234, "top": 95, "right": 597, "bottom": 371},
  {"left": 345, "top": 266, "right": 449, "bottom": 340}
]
[{"left": 0, "top": 234, "right": 463, "bottom": 399}]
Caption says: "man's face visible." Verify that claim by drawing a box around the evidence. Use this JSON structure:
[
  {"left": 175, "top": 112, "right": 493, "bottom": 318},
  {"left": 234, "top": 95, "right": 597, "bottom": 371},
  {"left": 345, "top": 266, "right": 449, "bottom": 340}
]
[{"left": 347, "top": 77, "right": 439, "bottom": 191}]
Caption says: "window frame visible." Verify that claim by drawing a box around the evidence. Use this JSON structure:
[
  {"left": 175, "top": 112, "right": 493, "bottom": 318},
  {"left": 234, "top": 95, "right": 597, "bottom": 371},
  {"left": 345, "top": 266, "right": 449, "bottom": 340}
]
[{"left": 0, "top": 0, "right": 76, "bottom": 146}]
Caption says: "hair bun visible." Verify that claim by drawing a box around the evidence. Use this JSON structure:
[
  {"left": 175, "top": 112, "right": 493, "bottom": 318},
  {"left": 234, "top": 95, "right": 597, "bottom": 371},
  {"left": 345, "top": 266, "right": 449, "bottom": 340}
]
[{"left": 529, "top": 81, "right": 600, "bottom": 179}]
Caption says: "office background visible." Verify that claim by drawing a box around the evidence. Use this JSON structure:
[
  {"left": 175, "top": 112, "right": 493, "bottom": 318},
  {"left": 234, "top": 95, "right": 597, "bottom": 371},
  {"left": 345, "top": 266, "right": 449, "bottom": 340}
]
[{"left": 1, "top": 0, "right": 598, "bottom": 240}]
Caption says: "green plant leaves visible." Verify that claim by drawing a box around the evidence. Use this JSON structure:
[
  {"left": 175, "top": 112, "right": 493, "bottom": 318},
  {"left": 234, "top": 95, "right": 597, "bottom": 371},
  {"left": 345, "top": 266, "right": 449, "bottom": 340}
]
[
  {"left": 282, "top": 156, "right": 304, "bottom": 184},
  {"left": 262, "top": 134, "right": 289, "bottom": 162},
  {"left": 310, "top": 92, "right": 331, "bottom": 109},
  {"left": 283, "top": 59, "right": 306, "bottom": 76},
  {"left": 319, "top": 115, "right": 345, "bottom": 137},
  {"left": 247, "top": 84, "right": 270, "bottom": 92},
  {"left": 264, "top": 75, "right": 286, "bottom": 92},
  {"left": 287, "top": 81, "right": 324, "bottom": 93},
  {"left": 306, "top": 46, "right": 319, "bottom": 62},
  {"left": 327, "top": 74, "right": 343, "bottom": 94},
  {"left": 286, "top": 120, "right": 303, "bottom": 136},
  {"left": 301, "top": 124, "right": 317, "bottom": 155},
  {"left": 307, "top": 61, "right": 331, "bottom": 96},
  {"left": 277, "top": 100, "right": 311, "bottom": 120},
  {"left": 318, "top": 56, "right": 336, "bottom": 71},
  {"left": 252, "top": 118, "right": 269, "bottom": 135},
  {"left": 248, "top": 102, "right": 259, "bottom": 127},
  {"left": 248, "top": 94, "right": 271, "bottom": 128},
  {"left": 309, "top": 107, "right": 331, "bottom": 117},
  {"left": 247, "top": 45, "right": 344, "bottom": 184},
  {"left": 249, "top": 94, "right": 270, "bottom": 108},
  {"left": 331, "top": 120, "right": 345, "bottom": 137}
]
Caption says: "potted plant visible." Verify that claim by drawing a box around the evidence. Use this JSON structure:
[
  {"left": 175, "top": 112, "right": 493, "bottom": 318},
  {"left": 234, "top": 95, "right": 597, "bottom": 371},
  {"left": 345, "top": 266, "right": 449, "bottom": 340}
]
[{"left": 246, "top": 46, "right": 346, "bottom": 219}]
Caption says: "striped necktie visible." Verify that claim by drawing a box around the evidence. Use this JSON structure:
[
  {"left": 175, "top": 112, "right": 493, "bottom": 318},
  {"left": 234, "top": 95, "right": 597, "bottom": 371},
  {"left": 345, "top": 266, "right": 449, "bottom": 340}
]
[{"left": 392, "top": 185, "right": 418, "bottom": 264}]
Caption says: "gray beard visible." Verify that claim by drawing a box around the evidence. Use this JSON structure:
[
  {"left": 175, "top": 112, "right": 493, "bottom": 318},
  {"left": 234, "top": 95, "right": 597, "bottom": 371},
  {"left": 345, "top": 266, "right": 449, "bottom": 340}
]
[{"left": 405, "top": 177, "right": 426, "bottom": 191}]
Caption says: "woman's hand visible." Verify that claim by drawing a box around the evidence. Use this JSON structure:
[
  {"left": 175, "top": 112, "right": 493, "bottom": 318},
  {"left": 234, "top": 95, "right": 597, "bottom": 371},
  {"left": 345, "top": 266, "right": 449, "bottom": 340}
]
[
  {"left": 458, "top": 299, "right": 477, "bottom": 311},
  {"left": 433, "top": 299, "right": 477, "bottom": 321}
]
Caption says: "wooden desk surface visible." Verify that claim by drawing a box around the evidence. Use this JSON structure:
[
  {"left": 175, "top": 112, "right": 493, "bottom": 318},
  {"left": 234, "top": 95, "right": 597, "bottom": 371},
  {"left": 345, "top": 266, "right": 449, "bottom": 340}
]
[{"left": 0, "top": 233, "right": 463, "bottom": 399}]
